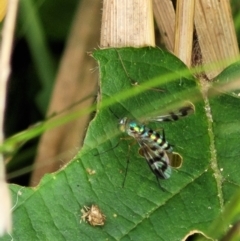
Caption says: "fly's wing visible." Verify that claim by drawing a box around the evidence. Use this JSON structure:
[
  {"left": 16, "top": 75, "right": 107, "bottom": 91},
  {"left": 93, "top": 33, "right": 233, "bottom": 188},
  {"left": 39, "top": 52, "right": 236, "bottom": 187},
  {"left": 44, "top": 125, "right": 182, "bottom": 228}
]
[
  {"left": 138, "top": 143, "right": 172, "bottom": 179},
  {"left": 148, "top": 103, "right": 195, "bottom": 122}
]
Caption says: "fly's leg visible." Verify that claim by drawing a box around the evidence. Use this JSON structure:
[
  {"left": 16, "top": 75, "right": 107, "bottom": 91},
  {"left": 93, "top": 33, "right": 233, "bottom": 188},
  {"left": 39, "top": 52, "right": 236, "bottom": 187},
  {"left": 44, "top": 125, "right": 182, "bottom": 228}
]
[
  {"left": 122, "top": 140, "right": 136, "bottom": 188},
  {"left": 94, "top": 142, "right": 120, "bottom": 156},
  {"left": 122, "top": 145, "right": 130, "bottom": 188},
  {"left": 156, "top": 177, "right": 164, "bottom": 191},
  {"left": 94, "top": 137, "right": 132, "bottom": 156},
  {"left": 156, "top": 177, "right": 171, "bottom": 192}
]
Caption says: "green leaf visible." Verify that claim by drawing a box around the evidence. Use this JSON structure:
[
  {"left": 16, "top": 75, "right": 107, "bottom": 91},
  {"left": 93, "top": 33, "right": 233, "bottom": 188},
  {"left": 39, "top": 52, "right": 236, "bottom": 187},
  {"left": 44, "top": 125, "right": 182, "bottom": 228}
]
[{"left": 3, "top": 48, "right": 240, "bottom": 241}]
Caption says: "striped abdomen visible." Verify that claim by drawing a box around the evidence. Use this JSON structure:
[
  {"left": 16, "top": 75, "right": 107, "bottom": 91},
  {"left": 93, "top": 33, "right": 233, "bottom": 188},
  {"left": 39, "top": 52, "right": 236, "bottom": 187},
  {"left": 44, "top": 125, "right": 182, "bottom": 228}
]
[{"left": 127, "top": 121, "right": 173, "bottom": 153}]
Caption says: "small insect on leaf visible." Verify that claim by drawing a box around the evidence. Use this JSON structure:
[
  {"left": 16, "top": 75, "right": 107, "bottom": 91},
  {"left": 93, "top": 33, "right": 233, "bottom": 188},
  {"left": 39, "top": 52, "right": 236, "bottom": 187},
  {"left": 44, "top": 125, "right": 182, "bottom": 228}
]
[
  {"left": 115, "top": 103, "right": 194, "bottom": 189},
  {"left": 80, "top": 205, "right": 106, "bottom": 226}
]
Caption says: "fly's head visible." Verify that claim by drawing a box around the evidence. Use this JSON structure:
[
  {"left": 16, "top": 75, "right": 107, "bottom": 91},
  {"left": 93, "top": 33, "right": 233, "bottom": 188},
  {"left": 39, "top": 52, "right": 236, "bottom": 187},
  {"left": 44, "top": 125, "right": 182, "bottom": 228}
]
[
  {"left": 119, "top": 117, "right": 138, "bottom": 138},
  {"left": 119, "top": 117, "right": 128, "bottom": 133},
  {"left": 126, "top": 120, "right": 143, "bottom": 138}
]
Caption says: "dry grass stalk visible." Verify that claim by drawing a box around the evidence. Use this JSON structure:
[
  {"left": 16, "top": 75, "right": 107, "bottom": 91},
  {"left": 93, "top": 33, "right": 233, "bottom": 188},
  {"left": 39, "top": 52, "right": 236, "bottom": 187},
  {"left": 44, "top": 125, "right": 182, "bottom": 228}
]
[
  {"left": 101, "top": 0, "right": 155, "bottom": 47},
  {"left": 194, "top": 0, "right": 239, "bottom": 79},
  {"left": 30, "top": 0, "right": 101, "bottom": 185},
  {"left": 174, "top": 0, "right": 195, "bottom": 67},
  {"left": 153, "top": 0, "right": 175, "bottom": 52}
]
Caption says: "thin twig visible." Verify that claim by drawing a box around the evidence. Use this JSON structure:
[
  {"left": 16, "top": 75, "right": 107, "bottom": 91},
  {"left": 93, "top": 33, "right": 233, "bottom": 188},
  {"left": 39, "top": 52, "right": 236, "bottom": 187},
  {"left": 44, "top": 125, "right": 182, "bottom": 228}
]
[{"left": 0, "top": 0, "right": 19, "bottom": 236}]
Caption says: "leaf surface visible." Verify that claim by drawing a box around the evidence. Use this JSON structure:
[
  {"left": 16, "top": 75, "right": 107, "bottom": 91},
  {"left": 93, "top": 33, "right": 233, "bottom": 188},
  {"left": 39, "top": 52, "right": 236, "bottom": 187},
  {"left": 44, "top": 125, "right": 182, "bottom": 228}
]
[{"left": 3, "top": 48, "right": 240, "bottom": 241}]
